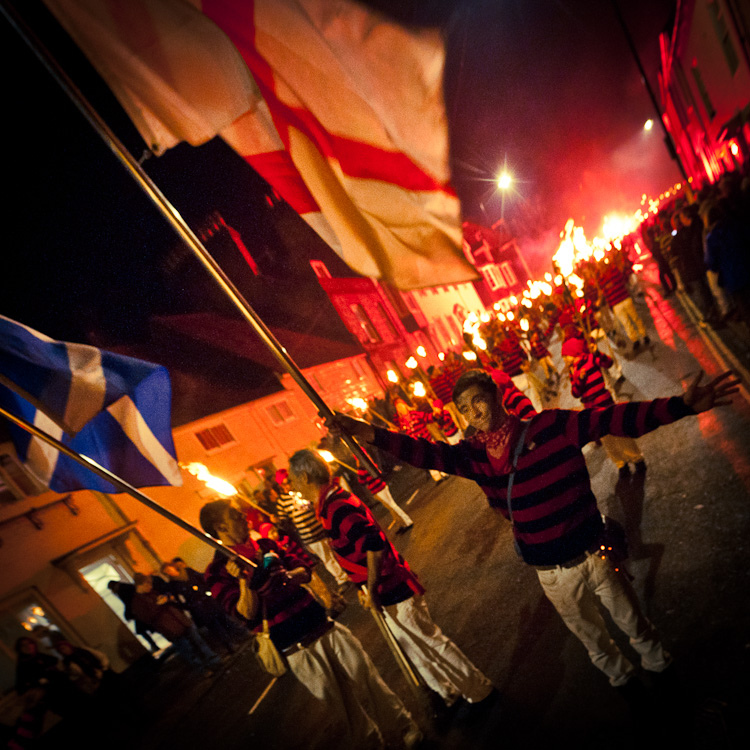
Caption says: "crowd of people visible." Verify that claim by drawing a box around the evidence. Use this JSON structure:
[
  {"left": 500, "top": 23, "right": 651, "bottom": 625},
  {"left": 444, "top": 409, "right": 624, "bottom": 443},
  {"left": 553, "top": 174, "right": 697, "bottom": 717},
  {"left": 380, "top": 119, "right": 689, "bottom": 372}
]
[{"left": 10, "top": 166, "right": 747, "bottom": 747}]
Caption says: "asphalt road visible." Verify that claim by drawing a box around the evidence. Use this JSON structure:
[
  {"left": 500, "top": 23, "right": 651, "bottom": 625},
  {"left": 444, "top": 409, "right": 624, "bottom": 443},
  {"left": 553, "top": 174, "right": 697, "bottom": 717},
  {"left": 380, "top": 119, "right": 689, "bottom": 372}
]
[{"left": 37, "top": 263, "right": 750, "bottom": 750}]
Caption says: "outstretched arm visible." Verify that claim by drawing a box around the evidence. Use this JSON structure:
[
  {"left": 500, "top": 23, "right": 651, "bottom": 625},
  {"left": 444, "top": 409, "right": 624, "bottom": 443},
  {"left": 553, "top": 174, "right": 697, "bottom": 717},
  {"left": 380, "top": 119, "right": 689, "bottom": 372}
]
[{"left": 682, "top": 370, "right": 740, "bottom": 413}]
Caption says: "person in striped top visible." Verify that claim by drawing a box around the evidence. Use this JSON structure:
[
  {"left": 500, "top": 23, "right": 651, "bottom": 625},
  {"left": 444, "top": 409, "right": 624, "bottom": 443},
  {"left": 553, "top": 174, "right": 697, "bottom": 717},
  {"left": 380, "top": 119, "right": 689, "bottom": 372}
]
[
  {"left": 326, "top": 368, "right": 739, "bottom": 695},
  {"left": 273, "top": 469, "right": 351, "bottom": 592},
  {"left": 355, "top": 458, "right": 414, "bottom": 532},
  {"left": 200, "top": 500, "right": 421, "bottom": 748},
  {"left": 394, "top": 399, "right": 444, "bottom": 482},
  {"left": 598, "top": 261, "right": 650, "bottom": 351},
  {"left": 562, "top": 337, "right": 644, "bottom": 477},
  {"left": 288, "top": 450, "right": 494, "bottom": 710}
]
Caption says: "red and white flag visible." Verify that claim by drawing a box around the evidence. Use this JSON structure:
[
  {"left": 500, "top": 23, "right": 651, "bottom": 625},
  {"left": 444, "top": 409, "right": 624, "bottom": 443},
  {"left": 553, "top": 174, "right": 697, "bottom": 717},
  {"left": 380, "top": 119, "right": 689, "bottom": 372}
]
[{"left": 43, "top": 0, "right": 478, "bottom": 289}]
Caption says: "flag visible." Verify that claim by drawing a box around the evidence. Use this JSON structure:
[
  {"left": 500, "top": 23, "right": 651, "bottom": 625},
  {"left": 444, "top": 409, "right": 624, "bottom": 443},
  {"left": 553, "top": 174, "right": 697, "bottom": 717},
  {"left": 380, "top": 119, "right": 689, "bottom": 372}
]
[
  {"left": 41, "top": 0, "right": 478, "bottom": 290},
  {"left": 0, "top": 315, "right": 182, "bottom": 493}
]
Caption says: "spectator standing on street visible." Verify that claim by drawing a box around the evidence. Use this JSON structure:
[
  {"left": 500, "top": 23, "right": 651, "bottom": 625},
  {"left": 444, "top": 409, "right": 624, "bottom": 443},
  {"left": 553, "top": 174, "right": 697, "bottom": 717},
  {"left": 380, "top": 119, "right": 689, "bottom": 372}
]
[
  {"left": 288, "top": 449, "right": 495, "bottom": 712},
  {"left": 130, "top": 573, "right": 220, "bottom": 676}
]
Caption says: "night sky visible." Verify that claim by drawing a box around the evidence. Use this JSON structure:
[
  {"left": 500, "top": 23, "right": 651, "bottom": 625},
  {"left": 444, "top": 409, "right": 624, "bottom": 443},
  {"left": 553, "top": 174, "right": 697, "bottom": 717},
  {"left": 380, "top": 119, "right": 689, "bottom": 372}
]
[{"left": 2, "top": 0, "right": 682, "bottom": 345}]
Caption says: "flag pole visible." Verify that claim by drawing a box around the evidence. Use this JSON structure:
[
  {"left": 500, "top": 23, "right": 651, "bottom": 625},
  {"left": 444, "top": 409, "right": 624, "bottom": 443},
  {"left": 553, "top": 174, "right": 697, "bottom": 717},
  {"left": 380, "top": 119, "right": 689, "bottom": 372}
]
[
  {"left": 0, "top": 405, "right": 257, "bottom": 570},
  {"left": 0, "top": 1, "right": 380, "bottom": 479}
]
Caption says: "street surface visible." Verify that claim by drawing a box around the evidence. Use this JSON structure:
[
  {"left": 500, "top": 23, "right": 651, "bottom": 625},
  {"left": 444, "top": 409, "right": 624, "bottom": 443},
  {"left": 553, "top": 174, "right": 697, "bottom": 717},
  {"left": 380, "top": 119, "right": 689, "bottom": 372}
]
[{"left": 38, "top": 262, "right": 750, "bottom": 750}]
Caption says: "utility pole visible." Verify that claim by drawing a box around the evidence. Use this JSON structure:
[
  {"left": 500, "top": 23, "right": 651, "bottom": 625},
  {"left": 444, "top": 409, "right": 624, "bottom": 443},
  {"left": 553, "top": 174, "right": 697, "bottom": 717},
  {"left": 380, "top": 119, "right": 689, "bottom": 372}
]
[{"left": 609, "top": 0, "right": 690, "bottom": 183}]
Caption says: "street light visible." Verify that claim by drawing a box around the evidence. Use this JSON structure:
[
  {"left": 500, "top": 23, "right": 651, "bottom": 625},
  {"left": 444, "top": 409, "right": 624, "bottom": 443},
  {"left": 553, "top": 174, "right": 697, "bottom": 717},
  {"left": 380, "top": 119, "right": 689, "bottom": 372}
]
[
  {"left": 644, "top": 118, "right": 654, "bottom": 131},
  {"left": 497, "top": 171, "right": 512, "bottom": 190}
]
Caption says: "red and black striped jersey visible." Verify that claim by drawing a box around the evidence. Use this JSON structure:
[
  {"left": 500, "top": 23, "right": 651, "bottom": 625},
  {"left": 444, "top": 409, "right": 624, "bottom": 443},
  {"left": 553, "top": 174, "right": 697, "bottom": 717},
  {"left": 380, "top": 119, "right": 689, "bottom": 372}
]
[
  {"left": 569, "top": 351, "right": 615, "bottom": 408},
  {"left": 316, "top": 484, "right": 423, "bottom": 606},
  {"left": 372, "top": 398, "right": 693, "bottom": 566}
]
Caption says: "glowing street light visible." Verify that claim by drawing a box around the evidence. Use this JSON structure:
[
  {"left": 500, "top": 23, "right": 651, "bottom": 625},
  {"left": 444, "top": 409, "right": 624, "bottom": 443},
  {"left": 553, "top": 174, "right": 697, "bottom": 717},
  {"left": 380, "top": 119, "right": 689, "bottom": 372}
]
[
  {"left": 644, "top": 119, "right": 654, "bottom": 131},
  {"left": 497, "top": 171, "right": 512, "bottom": 190}
]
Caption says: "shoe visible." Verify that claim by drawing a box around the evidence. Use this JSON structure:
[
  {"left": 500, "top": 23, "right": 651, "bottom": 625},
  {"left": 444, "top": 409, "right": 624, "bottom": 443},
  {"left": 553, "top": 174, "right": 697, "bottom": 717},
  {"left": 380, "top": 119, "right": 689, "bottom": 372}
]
[
  {"left": 403, "top": 725, "right": 424, "bottom": 749},
  {"left": 633, "top": 461, "right": 647, "bottom": 474},
  {"left": 396, "top": 523, "right": 414, "bottom": 535},
  {"left": 618, "top": 465, "right": 631, "bottom": 479}
]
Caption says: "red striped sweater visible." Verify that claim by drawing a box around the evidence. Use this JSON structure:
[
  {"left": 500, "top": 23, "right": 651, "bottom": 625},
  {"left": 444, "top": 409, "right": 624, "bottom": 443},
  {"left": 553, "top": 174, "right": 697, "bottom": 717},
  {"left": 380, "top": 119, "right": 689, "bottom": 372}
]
[
  {"left": 372, "top": 398, "right": 693, "bottom": 566},
  {"left": 598, "top": 264, "right": 630, "bottom": 307},
  {"left": 316, "top": 484, "right": 423, "bottom": 606},
  {"left": 569, "top": 351, "right": 615, "bottom": 408}
]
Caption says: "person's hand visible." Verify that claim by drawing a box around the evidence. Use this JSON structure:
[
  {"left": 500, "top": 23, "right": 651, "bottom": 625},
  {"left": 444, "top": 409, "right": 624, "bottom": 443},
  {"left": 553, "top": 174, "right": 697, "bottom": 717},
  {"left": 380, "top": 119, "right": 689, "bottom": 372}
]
[
  {"left": 683, "top": 370, "right": 740, "bottom": 413},
  {"left": 358, "top": 586, "right": 381, "bottom": 612},
  {"left": 321, "top": 411, "right": 375, "bottom": 443}
]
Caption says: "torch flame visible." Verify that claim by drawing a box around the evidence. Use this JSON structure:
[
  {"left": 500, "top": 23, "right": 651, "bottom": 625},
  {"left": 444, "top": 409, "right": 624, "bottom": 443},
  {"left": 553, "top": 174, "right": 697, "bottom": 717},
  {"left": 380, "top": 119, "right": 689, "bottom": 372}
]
[{"left": 183, "top": 462, "right": 237, "bottom": 497}]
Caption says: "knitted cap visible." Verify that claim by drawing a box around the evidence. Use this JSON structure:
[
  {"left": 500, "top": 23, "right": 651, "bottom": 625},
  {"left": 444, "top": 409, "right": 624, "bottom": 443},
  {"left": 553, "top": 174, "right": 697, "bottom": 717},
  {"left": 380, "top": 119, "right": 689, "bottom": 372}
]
[{"left": 561, "top": 337, "right": 587, "bottom": 358}]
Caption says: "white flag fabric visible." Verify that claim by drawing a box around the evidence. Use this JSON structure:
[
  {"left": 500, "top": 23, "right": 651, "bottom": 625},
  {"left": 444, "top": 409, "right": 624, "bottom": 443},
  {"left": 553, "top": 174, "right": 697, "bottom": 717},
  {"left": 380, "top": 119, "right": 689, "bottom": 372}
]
[
  {"left": 42, "top": 0, "right": 478, "bottom": 289},
  {"left": 0, "top": 315, "right": 182, "bottom": 493}
]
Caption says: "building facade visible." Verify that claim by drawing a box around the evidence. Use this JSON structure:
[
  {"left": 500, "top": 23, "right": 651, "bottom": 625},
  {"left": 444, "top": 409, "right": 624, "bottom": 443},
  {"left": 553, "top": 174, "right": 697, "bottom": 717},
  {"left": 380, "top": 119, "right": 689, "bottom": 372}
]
[{"left": 658, "top": 0, "right": 750, "bottom": 184}]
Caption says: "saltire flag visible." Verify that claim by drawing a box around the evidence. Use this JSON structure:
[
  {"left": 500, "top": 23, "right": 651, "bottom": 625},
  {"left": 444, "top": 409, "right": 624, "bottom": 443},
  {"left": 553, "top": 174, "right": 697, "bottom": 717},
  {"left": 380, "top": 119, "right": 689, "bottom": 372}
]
[
  {"left": 41, "top": 0, "right": 479, "bottom": 290},
  {"left": 0, "top": 315, "right": 182, "bottom": 493}
]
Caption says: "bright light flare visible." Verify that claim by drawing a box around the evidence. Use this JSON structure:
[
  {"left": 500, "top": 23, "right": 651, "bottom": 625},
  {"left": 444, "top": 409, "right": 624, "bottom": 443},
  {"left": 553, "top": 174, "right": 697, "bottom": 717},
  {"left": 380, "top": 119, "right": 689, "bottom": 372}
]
[
  {"left": 463, "top": 351, "right": 477, "bottom": 361},
  {"left": 411, "top": 381, "right": 426, "bottom": 397},
  {"left": 416, "top": 345, "right": 427, "bottom": 357},
  {"left": 387, "top": 369, "right": 399, "bottom": 383},
  {"left": 520, "top": 319, "right": 529, "bottom": 332},
  {"left": 183, "top": 462, "right": 237, "bottom": 497},
  {"left": 318, "top": 450, "right": 336, "bottom": 464},
  {"left": 497, "top": 171, "right": 512, "bottom": 190},
  {"left": 438, "top": 352, "right": 445, "bottom": 361},
  {"left": 644, "top": 119, "right": 654, "bottom": 131},
  {"left": 405, "top": 356, "right": 418, "bottom": 369},
  {"left": 348, "top": 397, "right": 368, "bottom": 412}
]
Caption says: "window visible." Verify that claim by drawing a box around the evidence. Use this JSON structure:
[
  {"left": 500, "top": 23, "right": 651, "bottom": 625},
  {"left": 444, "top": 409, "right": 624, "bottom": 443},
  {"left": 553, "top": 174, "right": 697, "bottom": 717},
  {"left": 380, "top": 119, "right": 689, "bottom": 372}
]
[
  {"left": 691, "top": 63, "right": 716, "bottom": 120},
  {"left": 481, "top": 265, "right": 505, "bottom": 291},
  {"left": 350, "top": 304, "right": 381, "bottom": 344},
  {"left": 351, "top": 359, "right": 366, "bottom": 379},
  {"left": 0, "top": 453, "right": 40, "bottom": 503},
  {"left": 708, "top": 1, "right": 739, "bottom": 75},
  {"left": 499, "top": 261, "right": 518, "bottom": 287},
  {"left": 309, "top": 260, "right": 331, "bottom": 278},
  {"left": 266, "top": 401, "right": 296, "bottom": 426},
  {"left": 194, "top": 423, "right": 236, "bottom": 452}
]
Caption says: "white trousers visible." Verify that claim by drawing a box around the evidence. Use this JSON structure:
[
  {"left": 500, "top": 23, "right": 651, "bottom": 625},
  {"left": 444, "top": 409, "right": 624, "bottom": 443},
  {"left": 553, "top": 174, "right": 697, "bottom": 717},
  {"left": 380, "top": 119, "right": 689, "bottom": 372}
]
[
  {"left": 289, "top": 622, "right": 419, "bottom": 749},
  {"left": 383, "top": 595, "right": 493, "bottom": 704},
  {"left": 536, "top": 552, "right": 670, "bottom": 686},
  {"left": 308, "top": 539, "right": 350, "bottom": 586},
  {"left": 375, "top": 486, "right": 412, "bottom": 527},
  {"left": 612, "top": 298, "right": 646, "bottom": 342}
]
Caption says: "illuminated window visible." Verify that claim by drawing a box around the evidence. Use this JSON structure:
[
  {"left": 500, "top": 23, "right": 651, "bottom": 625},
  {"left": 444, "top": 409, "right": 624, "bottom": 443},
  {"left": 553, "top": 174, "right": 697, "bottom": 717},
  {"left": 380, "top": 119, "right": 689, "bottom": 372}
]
[
  {"left": 194, "top": 424, "right": 236, "bottom": 452},
  {"left": 481, "top": 265, "right": 505, "bottom": 291},
  {"left": 350, "top": 304, "right": 381, "bottom": 344},
  {"left": 499, "top": 262, "right": 518, "bottom": 287},
  {"left": 266, "top": 401, "right": 296, "bottom": 426}
]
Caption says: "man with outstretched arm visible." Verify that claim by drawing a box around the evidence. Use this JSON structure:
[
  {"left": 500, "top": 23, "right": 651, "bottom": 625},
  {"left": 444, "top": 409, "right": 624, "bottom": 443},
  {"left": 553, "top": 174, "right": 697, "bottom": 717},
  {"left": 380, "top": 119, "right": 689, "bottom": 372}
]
[{"left": 325, "top": 369, "right": 739, "bottom": 710}]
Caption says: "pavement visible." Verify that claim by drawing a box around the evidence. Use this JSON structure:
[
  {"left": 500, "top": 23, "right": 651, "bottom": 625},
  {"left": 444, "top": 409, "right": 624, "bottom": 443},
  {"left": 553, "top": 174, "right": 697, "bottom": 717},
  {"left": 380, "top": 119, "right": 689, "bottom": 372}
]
[{"left": 31, "top": 260, "right": 750, "bottom": 750}]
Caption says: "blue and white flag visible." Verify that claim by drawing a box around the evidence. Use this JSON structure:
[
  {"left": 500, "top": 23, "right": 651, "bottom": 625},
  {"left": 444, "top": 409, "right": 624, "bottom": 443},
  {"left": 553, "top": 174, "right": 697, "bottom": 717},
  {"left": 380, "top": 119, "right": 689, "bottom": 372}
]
[{"left": 0, "top": 315, "right": 182, "bottom": 493}]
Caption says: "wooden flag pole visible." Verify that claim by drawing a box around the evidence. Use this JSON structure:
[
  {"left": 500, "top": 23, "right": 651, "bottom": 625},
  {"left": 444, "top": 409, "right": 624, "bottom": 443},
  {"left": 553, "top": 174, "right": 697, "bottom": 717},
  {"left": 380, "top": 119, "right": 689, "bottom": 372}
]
[{"left": 1, "top": 0, "right": 381, "bottom": 480}]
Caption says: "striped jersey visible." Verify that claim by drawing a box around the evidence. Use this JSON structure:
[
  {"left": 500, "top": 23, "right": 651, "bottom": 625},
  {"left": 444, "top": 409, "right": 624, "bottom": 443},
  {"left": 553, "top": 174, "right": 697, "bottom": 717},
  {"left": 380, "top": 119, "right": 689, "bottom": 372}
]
[
  {"left": 275, "top": 492, "right": 327, "bottom": 545},
  {"left": 569, "top": 351, "right": 615, "bottom": 408},
  {"left": 372, "top": 398, "right": 693, "bottom": 566},
  {"left": 316, "top": 484, "right": 423, "bottom": 606},
  {"left": 495, "top": 334, "right": 527, "bottom": 377},
  {"left": 356, "top": 467, "right": 387, "bottom": 494},
  {"left": 489, "top": 368, "right": 538, "bottom": 419},
  {"left": 205, "top": 538, "right": 327, "bottom": 650},
  {"left": 397, "top": 409, "right": 433, "bottom": 440},
  {"left": 598, "top": 264, "right": 630, "bottom": 307},
  {"left": 436, "top": 408, "right": 459, "bottom": 437}
]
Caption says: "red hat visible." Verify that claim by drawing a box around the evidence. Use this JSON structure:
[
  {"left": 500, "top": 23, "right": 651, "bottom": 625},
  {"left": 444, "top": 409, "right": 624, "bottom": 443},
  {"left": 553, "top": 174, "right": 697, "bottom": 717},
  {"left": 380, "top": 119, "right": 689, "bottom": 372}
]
[
  {"left": 561, "top": 338, "right": 587, "bottom": 358},
  {"left": 275, "top": 468, "right": 288, "bottom": 484},
  {"left": 258, "top": 522, "right": 274, "bottom": 538}
]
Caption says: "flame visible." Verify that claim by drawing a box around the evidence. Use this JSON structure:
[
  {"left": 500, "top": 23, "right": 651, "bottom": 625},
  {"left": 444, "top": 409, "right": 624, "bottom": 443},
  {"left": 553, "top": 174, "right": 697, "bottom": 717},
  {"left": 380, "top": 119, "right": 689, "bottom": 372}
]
[
  {"left": 412, "top": 381, "right": 427, "bottom": 397},
  {"left": 387, "top": 369, "right": 399, "bottom": 383},
  {"left": 405, "top": 356, "right": 418, "bottom": 369},
  {"left": 463, "top": 351, "right": 478, "bottom": 361},
  {"left": 183, "top": 462, "right": 237, "bottom": 497},
  {"left": 438, "top": 352, "right": 445, "bottom": 361},
  {"left": 520, "top": 318, "right": 529, "bottom": 332},
  {"left": 318, "top": 449, "right": 336, "bottom": 463},
  {"left": 347, "top": 397, "right": 368, "bottom": 411},
  {"left": 416, "top": 345, "right": 427, "bottom": 357}
]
